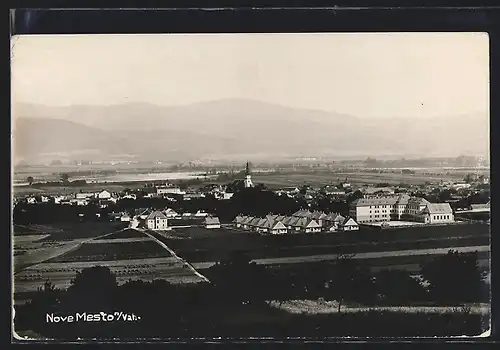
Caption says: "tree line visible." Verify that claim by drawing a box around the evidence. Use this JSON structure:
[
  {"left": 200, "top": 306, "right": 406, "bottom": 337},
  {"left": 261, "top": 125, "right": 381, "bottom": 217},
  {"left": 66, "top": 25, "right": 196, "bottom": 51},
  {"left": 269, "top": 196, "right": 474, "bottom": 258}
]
[{"left": 14, "top": 250, "right": 489, "bottom": 339}]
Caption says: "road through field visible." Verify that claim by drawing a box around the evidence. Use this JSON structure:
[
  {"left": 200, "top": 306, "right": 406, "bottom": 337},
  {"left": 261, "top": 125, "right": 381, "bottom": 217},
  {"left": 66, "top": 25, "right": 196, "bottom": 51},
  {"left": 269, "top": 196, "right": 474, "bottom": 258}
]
[
  {"left": 140, "top": 229, "right": 210, "bottom": 283},
  {"left": 191, "top": 245, "right": 490, "bottom": 269}
]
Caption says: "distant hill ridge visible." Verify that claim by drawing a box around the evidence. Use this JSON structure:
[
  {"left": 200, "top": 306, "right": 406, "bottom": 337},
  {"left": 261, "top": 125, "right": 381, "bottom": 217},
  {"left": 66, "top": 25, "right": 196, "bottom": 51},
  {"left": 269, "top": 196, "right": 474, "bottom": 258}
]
[{"left": 13, "top": 99, "right": 489, "bottom": 162}]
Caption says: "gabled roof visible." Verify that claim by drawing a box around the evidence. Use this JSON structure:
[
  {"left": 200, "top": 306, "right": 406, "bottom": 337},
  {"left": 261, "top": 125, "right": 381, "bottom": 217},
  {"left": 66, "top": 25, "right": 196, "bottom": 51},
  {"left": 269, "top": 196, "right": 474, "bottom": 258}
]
[
  {"left": 164, "top": 208, "right": 179, "bottom": 215},
  {"left": 342, "top": 217, "right": 358, "bottom": 226},
  {"left": 242, "top": 216, "right": 255, "bottom": 225},
  {"left": 288, "top": 216, "right": 302, "bottom": 226},
  {"left": 257, "top": 218, "right": 268, "bottom": 227},
  {"left": 352, "top": 194, "right": 413, "bottom": 207},
  {"left": 424, "top": 203, "right": 453, "bottom": 214},
  {"left": 271, "top": 221, "right": 287, "bottom": 230},
  {"left": 233, "top": 215, "right": 247, "bottom": 223},
  {"left": 408, "top": 196, "right": 430, "bottom": 206},
  {"left": 304, "top": 218, "right": 320, "bottom": 228},
  {"left": 135, "top": 207, "right": 151, "bottom": 215},
  {"left": 293, "top": 210, "right": 313, "bottom": 218},
  {"left": 146, "top": 210, "right": 167, "bottom": 220},
  {"left": 311, "top": 211, "right": 327, "bottom": 220},
  {"left": 275, "top": 215, "right": 287, "bottom": 222},
  {"left": 470, "top": 203, "right": 490, "bottom": 210},
  {"left": 248, "top": 217, "right": 261, "bottom": 226}
]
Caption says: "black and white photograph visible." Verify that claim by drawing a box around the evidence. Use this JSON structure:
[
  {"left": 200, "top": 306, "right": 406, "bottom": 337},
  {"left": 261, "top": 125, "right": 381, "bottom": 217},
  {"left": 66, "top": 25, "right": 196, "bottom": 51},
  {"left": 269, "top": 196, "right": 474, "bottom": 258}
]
[{"left": 11, "top": 33, "right": 490, "bottom": 340}]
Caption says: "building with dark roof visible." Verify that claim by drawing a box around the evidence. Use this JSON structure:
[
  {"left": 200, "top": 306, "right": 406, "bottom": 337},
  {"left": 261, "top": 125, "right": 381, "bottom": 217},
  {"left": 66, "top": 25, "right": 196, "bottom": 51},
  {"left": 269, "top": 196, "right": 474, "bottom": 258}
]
[
  {"left": 146, "top": 210, "right": 169, "bottom": 231},
  {"left": 419, "top": 203, "right": 454, "bottom": 224}
]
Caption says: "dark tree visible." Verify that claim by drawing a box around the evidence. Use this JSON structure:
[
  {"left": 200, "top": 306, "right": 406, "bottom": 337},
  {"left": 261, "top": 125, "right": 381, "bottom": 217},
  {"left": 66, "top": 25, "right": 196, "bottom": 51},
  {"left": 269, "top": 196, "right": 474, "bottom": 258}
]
[
  {"left": 60, "top": 173, "right": 70, "bottom": 183},
  {"left": 374, "top": 269, "right": 427, "bottom": 305},
  {"left": 347, "top": 190, "right": 363, "bottom": 203},
  {"left": 26, "top": 176, "right": 34, "bottom": 185},
  {"left": 325, "top": 255, "right": 376, "bottom": 311},
  {"left": 65, "top": 266, "right": 118, "bottom": 309},
  {"left": 420, "top": 250, "right": 488, "bottom": 304}
]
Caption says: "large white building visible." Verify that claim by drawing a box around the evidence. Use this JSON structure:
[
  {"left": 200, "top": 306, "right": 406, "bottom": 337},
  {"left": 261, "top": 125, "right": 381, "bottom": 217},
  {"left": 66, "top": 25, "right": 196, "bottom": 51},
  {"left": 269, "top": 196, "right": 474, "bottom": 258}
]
[{"left": 350, "top": 194, "right": 454, "bottom": 224}]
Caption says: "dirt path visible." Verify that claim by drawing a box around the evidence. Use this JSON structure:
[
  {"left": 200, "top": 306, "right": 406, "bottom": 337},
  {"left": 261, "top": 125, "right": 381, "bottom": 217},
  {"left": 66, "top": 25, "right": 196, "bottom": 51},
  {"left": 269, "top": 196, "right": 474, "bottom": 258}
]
[{"left": 141, "top": 229, "right": 210, "bottom": 283}]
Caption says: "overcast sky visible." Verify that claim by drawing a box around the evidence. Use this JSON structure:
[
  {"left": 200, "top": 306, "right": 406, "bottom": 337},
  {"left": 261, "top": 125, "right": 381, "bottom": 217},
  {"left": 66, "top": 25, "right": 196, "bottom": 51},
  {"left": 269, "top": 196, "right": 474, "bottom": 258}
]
[{"left": 11, "top": 33, "right": 489, "bottom": 119}]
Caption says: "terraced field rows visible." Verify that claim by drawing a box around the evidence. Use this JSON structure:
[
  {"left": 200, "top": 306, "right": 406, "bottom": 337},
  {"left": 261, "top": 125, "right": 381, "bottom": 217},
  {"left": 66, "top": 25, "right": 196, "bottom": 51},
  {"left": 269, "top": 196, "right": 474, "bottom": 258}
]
[{"left": 14, "top": 228, "right": 208, "bottom": 297}]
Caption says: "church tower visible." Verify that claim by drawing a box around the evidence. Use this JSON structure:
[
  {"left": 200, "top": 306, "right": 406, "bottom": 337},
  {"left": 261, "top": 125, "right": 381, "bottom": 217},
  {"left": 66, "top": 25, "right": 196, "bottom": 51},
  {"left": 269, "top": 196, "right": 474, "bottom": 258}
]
[{"left": 244, "top": 161, "right": 254, "bottom": 188}]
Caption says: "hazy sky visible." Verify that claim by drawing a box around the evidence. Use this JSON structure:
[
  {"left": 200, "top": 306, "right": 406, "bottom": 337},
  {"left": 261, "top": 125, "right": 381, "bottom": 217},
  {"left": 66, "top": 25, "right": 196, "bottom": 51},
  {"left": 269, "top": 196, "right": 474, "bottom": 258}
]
[{"left": 11, "top": 33, "right": 489, "bottom": 119}]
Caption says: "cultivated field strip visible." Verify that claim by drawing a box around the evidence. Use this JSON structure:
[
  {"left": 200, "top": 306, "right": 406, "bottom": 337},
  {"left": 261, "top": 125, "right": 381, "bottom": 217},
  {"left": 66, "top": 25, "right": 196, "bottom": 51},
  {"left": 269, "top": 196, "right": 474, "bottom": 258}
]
[
  {"left": 46, "top": 240, "right": 173, "bottom": 263},
  {"left": 14, "top": 227, "right": 209, "bottom": 296},
  {"left": 87, "top": 237, "right": 152, "bottom": 244},
  {"left": 13, "top": 235, "right": 51, "bottom": 244},
  {"left": 191, "top": 245, "right": 490, "bottom": 269}
]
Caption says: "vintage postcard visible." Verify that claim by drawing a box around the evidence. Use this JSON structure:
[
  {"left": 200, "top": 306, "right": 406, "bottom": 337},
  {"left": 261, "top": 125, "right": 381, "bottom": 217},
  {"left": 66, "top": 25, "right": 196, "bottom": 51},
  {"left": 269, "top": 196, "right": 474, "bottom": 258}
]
[{"left": 11, "top": 33, "right": 490, "bottom": 340}]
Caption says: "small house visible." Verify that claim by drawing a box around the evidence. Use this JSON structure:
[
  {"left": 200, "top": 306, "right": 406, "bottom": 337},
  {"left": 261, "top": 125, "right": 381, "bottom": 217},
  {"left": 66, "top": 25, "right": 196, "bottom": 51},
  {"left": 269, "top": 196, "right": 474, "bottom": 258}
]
[
  {"left": 164, "top": 208, "right": 180, "bottom": 218},
  {"left": 205, "top": 216, "right": 221, "bottom": 229},
  {"left": 97, "top": 190, "right": 112, "bottom": 200},
  {"left": 340, "top": 217, "right": 359, "bottom": 231}
]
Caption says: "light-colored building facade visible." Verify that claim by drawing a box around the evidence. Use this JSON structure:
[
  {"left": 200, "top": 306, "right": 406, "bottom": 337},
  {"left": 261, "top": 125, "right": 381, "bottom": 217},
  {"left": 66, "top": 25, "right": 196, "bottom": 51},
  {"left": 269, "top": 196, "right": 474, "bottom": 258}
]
[
  {"left": 205, "top": 216, "right": 221, "bottom": 229},
  {"left": 419, "top": 203, "right": 454, "bottom": 224},
  {"left": 146, "top": 211, "right": 169, "bottom": 230},
  {"left": 350, "top": 194, "right": 454, "bottom": 224},
  {"left": 97, "top": 190, "right": 112, "bottom": 199}
]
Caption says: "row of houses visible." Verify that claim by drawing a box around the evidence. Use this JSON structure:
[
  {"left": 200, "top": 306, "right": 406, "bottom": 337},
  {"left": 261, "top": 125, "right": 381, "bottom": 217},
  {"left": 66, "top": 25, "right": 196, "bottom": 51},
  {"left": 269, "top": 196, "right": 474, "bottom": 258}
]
[
  {"left": 349, "top": 194, "right": 455, "bottom": 224},
  {"left": 233, "top": 210, "right": 359, "bottom": 235}
]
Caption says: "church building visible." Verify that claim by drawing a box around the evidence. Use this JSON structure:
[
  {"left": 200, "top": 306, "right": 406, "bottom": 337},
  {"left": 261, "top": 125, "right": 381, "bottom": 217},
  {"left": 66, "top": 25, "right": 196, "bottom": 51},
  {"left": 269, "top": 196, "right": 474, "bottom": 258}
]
[{"left": 244, "top": 162, "right": 254, "bottom": 188}]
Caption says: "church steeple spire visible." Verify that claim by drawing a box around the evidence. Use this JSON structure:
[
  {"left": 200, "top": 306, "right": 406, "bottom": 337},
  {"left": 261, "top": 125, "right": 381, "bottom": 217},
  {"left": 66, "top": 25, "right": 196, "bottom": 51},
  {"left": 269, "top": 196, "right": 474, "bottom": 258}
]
[{"left": 244, "top": 161, "right": 254, "bottom": 188}]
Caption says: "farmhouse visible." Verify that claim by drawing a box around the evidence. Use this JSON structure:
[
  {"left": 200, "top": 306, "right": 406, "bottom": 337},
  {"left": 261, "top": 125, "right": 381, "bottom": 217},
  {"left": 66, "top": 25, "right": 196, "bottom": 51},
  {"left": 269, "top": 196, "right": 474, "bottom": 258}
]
[
  {"left": 419, "top": 203, "right": 454, "bottom": 224},
  {"left": 258, "top": 217, "right": 288, "bottom": 235},
  {"left": 205, "top": 216, "right": 221, "bottom": 229},
  {"left": 146, "top": 211, "right": 169, "bottom": 231},
  {"left": 96, "top": 190, "right": 112, "bottom": 199},
  {"left": 297, "top": 218, "right": 321, "bottom": 233},
  {"left": 163, "top": 208, "right": 180, "bottom": 218},
  {"left": 340, "top": 217, "right": 359, "bottom": 231},
  {"left": 324, "top": 213, "right": 346, "bottom": 231}
]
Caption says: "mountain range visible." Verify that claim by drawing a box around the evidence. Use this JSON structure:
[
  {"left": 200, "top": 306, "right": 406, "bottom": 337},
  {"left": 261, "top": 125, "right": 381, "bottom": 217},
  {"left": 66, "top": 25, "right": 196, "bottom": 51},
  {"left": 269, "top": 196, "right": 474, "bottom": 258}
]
[{"left": 12, "top": 99, "right": 490, "bottom": 163}]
